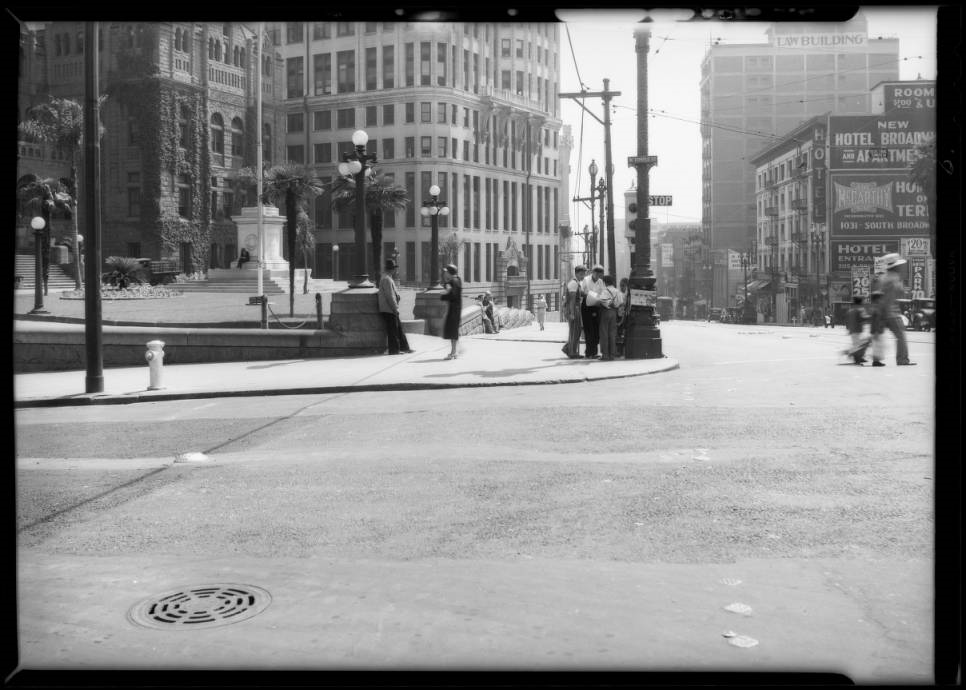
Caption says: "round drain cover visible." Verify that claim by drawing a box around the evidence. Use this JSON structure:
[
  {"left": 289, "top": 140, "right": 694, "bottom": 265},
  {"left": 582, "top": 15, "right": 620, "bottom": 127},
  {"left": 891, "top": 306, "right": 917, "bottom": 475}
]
[{"left": 128, "top": 584, "right": 271, "bottom": 630}]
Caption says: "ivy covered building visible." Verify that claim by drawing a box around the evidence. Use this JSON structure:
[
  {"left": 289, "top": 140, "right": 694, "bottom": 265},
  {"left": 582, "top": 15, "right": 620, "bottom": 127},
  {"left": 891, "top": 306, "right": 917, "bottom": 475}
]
[{"left": 17, "top": 21, "right": 285, "bottom": 273}]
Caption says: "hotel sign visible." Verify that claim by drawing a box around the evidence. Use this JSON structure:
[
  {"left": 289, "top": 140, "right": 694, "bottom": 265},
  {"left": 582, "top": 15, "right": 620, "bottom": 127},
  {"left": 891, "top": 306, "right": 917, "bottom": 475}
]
[
  {"left": 830, "top": 239, "right": 899, "bottom": 274},
  {"left": 828, "top": 114, "right": 935, "bottom": 170},
  {"left": 775, "top": 32, "right": 867, "bottom": 48}
]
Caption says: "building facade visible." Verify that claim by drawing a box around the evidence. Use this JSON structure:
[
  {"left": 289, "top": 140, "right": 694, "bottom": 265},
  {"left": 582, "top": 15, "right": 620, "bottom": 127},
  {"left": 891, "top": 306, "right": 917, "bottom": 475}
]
[
  {"left": 750, "top": 79, "right": 935, "bottom": 324},
  {"left": 16, "top": 21, "right": 286, "bottom": 272},
  {"left": 272, "top": 20, "right": 565, "bottom": 308},
  {"left": 700, "top": 12, "right": 900, "bottom": 260}
]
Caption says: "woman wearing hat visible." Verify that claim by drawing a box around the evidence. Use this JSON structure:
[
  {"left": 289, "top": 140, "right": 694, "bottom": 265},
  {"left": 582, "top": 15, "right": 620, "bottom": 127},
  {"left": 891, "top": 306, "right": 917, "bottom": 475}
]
[
  {"left": 440, "top": 264, "right": 463, "bottom": 359},
  {"left": 873, "top": 253, "right": 916, "bottom": 366}
]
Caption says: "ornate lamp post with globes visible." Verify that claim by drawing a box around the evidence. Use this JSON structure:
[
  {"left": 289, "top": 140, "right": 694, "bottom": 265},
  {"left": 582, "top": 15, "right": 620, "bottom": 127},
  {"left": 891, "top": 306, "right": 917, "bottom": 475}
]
[
  {"left": 29, "top": 216, "right": 49, "bottom": 314},
  {"left": 420, "top": 184, "right": 449, "bottom": 288},
  {"left": 337, "top": 129, "right": 377, "bottom": 288}
]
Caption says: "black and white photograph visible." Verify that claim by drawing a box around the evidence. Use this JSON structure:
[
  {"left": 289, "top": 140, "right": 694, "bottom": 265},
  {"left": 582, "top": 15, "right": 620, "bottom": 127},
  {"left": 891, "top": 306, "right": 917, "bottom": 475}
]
[{"left": 9, "top": 4, "right": 959, "bottom": 685}]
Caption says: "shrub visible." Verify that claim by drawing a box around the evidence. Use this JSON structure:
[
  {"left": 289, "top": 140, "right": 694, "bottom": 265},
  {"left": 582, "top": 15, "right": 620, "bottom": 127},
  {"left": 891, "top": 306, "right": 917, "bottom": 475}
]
[{"left": 102, "top": 256, "right": 146, "bottom": 289}]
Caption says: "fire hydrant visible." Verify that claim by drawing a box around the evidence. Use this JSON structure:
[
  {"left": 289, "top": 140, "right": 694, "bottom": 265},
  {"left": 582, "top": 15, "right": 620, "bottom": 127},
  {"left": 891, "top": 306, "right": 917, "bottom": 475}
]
[{"left": 145, "top": 340, "right": 165, "bottom": 390}]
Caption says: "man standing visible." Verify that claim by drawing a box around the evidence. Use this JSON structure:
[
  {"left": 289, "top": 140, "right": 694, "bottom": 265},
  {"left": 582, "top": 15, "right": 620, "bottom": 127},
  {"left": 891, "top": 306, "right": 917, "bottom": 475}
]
[
  {"left": 561, "top": 265, "right": 586, "bottom": 358},
  {"left": 872, "top": 253, "right": 916, "bottom": 366},
  {"left": 378, "top": 259, "right": 413, "bottom": 355},
  {"left": 581, "top": 265, "right": 605, "bottom": 359}
]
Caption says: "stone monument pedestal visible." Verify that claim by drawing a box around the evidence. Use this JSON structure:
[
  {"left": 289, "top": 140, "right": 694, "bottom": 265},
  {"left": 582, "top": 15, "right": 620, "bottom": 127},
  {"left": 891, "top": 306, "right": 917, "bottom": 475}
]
[
  {"left": 231, "top": 205, "right": 289, "bottom": 273},
  {"left": 413, "top": 289, "right": 448, "bottom": 336}
]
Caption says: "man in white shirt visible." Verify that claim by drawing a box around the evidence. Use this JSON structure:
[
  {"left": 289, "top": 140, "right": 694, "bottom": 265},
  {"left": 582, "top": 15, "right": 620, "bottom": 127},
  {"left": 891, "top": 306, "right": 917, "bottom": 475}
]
[{"left": 581, "top": 265, "right": 605, "bottom": 359}]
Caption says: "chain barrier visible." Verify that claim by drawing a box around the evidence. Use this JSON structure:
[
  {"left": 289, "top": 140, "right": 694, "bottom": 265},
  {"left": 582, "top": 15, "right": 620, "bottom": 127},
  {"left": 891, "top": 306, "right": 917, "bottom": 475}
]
[{"left": 263, "top": 299, "right": 310, "bottom": 329}]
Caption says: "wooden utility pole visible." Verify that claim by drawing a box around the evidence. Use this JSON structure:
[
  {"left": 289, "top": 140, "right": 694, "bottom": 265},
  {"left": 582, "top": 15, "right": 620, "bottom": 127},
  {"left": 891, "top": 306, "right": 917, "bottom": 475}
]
[
  {"left": 624, "top": 26, "right": 663, "bottom": 358},
  {"left": 559, "top": 81, "right": 620, "bottom": 276}
]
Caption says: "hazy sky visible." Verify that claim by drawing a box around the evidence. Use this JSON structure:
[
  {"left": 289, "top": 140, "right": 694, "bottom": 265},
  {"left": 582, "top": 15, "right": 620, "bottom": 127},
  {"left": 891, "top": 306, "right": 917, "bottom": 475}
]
[{"left": 557, "top": 6, "right": 939, "bottom": 231}]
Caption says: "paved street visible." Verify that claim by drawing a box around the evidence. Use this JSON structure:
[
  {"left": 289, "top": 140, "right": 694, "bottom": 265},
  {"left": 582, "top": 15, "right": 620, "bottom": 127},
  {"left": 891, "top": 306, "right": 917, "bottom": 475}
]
[{"left": 14, "top": 320, "right": 937, "bottom": 682}]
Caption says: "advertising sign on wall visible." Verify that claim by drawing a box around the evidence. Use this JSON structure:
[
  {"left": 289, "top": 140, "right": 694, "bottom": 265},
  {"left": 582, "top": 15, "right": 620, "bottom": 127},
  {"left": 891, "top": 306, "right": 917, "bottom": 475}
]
[
  {"left": 927, "top": 258, "right": 936, "bottom": 298},
  {"left": 851, "top": 265, "right": 871, "bottom": 298},
  {"left": 661, "top": 243, "right": 674, "bottom": 267},
  {"left": 812, "top": 124, "right": 827, "bottom": 224},
  {"left": 908, "top": 256, "right": 927, "bottom": 299},
  {"left": 883, "top": 83, "right": 935, "bottom": 112},
  {"left": 900, "top": 237, "right": 930, "bottom": 256},
  {"left": 830, "top": 173, "right": 930, "bottom": 237},
  {"left": 728, "top": 250, "right": 743, "bottom": 271},
  {"left": 831, "top": 239, "right": 899, "bottom": 274},
  {"left": 828, "top": 113, "right": 935, "bottom": 170}
]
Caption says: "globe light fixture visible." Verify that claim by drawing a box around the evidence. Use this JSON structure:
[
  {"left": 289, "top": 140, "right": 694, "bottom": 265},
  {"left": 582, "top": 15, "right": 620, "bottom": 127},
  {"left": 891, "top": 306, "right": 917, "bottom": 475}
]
[
  {"left": 341, "top": 129, "right": 377, "bottom": 287},
  {"left": 29, "top": 216, "right": 48, "bottom": 314}
]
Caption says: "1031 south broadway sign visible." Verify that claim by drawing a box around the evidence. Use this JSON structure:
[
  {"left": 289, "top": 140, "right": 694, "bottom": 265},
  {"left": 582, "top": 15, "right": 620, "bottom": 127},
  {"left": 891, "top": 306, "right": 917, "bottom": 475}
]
[{"left": 830, "top": 172, "right": 930, "bottom": 237}]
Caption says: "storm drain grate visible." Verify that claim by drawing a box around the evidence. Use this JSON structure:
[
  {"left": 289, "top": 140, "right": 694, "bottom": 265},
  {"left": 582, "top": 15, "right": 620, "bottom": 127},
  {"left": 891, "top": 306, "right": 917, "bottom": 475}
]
[{"left": 128, "top": 584, "right": 271, "bottom": 630}]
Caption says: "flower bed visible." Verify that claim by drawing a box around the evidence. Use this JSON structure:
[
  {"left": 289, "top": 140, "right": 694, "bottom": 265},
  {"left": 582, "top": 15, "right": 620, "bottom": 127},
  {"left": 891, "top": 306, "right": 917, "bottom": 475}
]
[{"left": 59, "top": 285, "right": 185, "bottom": 300}]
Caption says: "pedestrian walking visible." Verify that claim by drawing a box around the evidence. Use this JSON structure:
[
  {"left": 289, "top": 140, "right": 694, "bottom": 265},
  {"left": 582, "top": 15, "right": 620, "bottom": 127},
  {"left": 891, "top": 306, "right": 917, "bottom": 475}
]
[
  {"left": 869, "top": 290, "right": 887, "bottom": 366},
  {"left": 561, "top": 265, "right": 585, "bottom": 358},
  {"left": 581, "top": 265, "right": 605, "bottom": 359},
  {"left": 440, "top": 263, "right": 463, "bottom": 360},
  {"left": 597, "top": 275, "right": 623, "bottom": 360},
  {"left": 534, "top": 294, "right": 547, "bottom": 330},
  {"left": 378, "top": 259, "right": 412, "bottom": 355},
  {"left": 824, "top": 307, "right": 832, "bottom": 328},
  {"left": 872, "top": 253, "right": 916, "bottom": 366},
  {"left": 844, "top": 295, "right": 868, "bottom": 365}
]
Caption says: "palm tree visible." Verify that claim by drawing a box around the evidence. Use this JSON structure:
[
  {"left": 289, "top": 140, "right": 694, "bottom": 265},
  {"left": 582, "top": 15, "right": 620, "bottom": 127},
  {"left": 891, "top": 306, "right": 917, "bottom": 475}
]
[
  {"left": 330, "top": 171, "right": 409, "bottom": 283},
  {"left": 295, "top": 208, "right": 315, "bottom": 294},
  {"left": 16, "top": 176, "right": 74, "bottom": 296},
  {"left": 18, "top": 96, "right": 105, "bottom": 289},
  {"left": 910, "top": 136, "right": 936, "bottom": 258},
  {"left": 239, "top": 163, "right": 322, "bottom": 315}
]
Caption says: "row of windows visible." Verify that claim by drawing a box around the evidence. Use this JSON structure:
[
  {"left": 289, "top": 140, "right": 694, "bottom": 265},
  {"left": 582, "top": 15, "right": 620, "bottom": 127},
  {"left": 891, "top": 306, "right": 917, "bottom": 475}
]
[
  {"left": 286, "top": 44, "right": 557, "bottom": 105},
  {"left": 713, "top": 52, "right": 895, "bottom": 74},
  {"left": 284, "top": 21, "right": 556, "bottom": 47}
]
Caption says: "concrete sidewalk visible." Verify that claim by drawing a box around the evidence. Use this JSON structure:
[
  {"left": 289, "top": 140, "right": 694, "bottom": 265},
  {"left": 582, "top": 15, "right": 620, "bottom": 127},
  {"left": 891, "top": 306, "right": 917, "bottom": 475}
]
[{"left": 13, "top": 321, "right": 678, "bottom": 407}]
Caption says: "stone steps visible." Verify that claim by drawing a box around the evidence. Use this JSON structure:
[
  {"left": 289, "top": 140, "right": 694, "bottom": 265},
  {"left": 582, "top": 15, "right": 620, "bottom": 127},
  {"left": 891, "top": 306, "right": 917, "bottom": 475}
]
[{"left": 15, "top": 254, "right": 76, "bottom": 290}]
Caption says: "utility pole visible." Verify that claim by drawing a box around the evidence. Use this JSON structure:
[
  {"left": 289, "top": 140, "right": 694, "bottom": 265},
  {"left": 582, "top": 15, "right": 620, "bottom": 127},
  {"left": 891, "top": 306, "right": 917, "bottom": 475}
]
[
  {"left": 625, "top": 26, "right": 662, "bottom": 358},
  {"left": 83, "top": 21, "right": 103, "bottom": 393},
  {"left": 559, "top": 81, "right": 621, "bottom": 276}
]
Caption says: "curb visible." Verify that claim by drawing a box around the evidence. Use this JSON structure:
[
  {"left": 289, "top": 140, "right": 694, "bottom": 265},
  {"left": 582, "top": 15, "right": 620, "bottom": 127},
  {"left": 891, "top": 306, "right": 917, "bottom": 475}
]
[{"left": 14, "top": 358, "right": 679, "bottom": 409}]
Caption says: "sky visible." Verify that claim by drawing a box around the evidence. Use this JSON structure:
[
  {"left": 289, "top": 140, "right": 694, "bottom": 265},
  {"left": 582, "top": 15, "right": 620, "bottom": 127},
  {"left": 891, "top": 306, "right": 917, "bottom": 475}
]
[{"left": 556, "top": 6, "right": 939, "bottom": 232}]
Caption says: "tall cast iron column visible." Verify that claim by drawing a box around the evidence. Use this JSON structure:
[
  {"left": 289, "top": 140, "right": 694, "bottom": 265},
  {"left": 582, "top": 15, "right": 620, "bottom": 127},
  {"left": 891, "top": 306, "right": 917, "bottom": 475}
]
[
  {"left": 625, "top": 26, "right": 662, "bottom": 358},
  {"left": 83, "top": 21, "right": 103, "bottom": 392},
  {"left": 602, "top": 78, "right": 617, "bottom": 277}
]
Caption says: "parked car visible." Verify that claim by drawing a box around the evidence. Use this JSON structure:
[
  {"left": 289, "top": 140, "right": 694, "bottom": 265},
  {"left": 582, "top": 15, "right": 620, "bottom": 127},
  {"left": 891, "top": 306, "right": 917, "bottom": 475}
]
[
  {"left": 707, "top": 307, "right": 724, "bottom": 322},
  {"left": 912, "top": 298, "right": 935, "bottom": 331}
]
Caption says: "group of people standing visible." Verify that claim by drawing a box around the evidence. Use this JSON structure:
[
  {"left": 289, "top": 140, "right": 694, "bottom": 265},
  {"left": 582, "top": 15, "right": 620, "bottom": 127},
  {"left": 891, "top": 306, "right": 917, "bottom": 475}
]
[{"left": 561, "top": 264, "right": 628, "bottom": 361}]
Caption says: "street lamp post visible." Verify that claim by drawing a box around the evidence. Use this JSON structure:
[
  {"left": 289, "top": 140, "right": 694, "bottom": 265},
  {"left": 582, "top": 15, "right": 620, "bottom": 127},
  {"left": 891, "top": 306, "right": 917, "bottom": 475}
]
[
  {"left": 420, "top": 184, "right": 449, "bottom": 289},
  {"left": 29, "top": 216, "right": 49, "bottom": 314},
  {"left": 810, "top": 230, "right": 823, "bottom": 311},
  {"left": 332, "top": 243, "right": 339, "bottom": 282},
  {"left": 596, "top": 177, "right": 607, "bottom": 271},
  {"left": 765, "top": 234, "right": 779, "bottom": 323},
  {"left": 338, "top": 129, "right": 377, "bottom": 288},
  {"left": 588, "top": 160, "right": 598, "bottom": 266}
]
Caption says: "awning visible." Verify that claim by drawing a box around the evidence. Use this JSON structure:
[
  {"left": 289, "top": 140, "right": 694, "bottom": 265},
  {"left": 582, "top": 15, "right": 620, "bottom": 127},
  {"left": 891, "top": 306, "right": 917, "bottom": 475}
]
[{"left": 746, "top": 279, "right": 772, "bottom": 293}]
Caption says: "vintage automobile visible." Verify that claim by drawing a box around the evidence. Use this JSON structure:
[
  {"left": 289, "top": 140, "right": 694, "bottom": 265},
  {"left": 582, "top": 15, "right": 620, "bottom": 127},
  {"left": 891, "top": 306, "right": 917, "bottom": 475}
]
[
  {"left": 707, "top": 307, "right": 724, "bottom": 322},
  {"left": 911, "top": 298, "right": 935, "bottom": 331}
]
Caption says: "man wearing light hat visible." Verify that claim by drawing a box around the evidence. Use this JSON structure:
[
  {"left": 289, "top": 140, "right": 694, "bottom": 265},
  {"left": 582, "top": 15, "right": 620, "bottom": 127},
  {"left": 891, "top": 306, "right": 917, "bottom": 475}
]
[
  {"left": 378, "top": 258, "right": 413, "bottom": 355},
  {"left": 872, "top": 253, "right": 916, "bottom": 366}
]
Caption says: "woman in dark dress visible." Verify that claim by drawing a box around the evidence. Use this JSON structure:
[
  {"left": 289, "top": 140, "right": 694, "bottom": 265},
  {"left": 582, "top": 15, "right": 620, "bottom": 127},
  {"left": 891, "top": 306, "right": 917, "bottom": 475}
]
[{"left": 440, "top": 263, "right": 463, "bottom": 359}]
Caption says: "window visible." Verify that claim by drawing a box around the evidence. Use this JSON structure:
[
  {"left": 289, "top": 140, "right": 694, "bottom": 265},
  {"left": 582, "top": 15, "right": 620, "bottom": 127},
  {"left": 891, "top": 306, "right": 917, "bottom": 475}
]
[
  {"left": 364, "top": 22, "right": 377, "bottom": 34},
  {"left": 420, "top": 102, "right": 431, "bottom": 123},
  {"left": 437, "top": 42, "right": 447, "bottom": 85},
  {"left": 516, "top": 39, "right": 523, "bottom": 58},
  {"left": 383, "top": 104, "right": 394, "bottom": 125},
  {"left": 501, "top": 70, "right": 511, "bottom": 90},
  {"left": 420, "top": 42, "right": 431, "bottom": 86},
  {"left": 365, "top": 47, "right": 377, "bottom": 90},
  {"left": 127, "top": 173, "right": 140, "bottom": 217},
  {"left": 451, "top": 104, "right": 458, "bottom": 124},
  {"left": 336, "top": 108, "right": 355, "bottom": 129},
  {"left": 286, "top": 56, "right": 304, "bottom": 98},
  {"left": 263, "top": 124, "right": 272, "bottom": 164},
  {"left": 286, "top": 22, "right": 303, "bottom": 44},
  {"left": 210, "top": 113, "right": 224, "bottom": 154},
  {"left": 313, "top": 53, "right": 331, "bottom": 95},
  {"left": 287, "top": 145, "right": 304, "bottom": 163},
  {"left": 382, "top": 45, "right": 394, "bottom": 88},
  {"left": 420, "top": 136, "right": 432, "bottom": 157},
  {"left": 336, "top": 22, "right": 354, "bottom": 37},
  {"left": 313, "top": 110, "right": 331, "bottom": 131},
  {"left": 176, "top": 174, "right": 191, "bottom": 217},
  {"left": 438, "top": 137, "right": 447, "bottom": 157},
  {"left": 405, "top": 137, "right": 415, "bottom": 158},
  {"left": 314, "top": 142, "right": 331, "bottom": 164},
  {"left": 128, "top": 117, "right": 140, "bottom": 146},
  {"left": 463, "top": 140, "right": 469, "bottom": 161},
  {"left": 405, "top": 102, "right": 415, "bottom": 123},
  {"left": 405, "top": 43, "right": 414, "bottom": 86},
  {"left": 287, "top": 112, "right": 304, "bottom": 133},
  {"left": 501, "top": 38, "right": 510, "bottom": 57},
  {"left": 312, "top": 22, "right": 330, "bottom": 40},
  {"left": 382, "top": 138, "right": 394, "bottom": 159},
  {"left": 223, "top": 191, "right": 233, "bottom": 218},
  {"left": 516, "top": 70, "right": 524, "bottom": 95},
  {"left": 438, "top": 102, "right": 446, "bottom": 123},
  {"left": 231, "top": 117, "right": 244, "bottom": 156},
  {"left": 336, "top": 50, "right": 355, "bottom": 93}
]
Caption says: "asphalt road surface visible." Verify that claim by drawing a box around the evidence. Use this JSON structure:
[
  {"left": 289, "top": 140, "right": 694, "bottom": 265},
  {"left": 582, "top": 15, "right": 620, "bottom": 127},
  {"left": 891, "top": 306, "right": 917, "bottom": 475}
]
[{"left": 13, "top": 321, "right": 939, "bottom": 683}]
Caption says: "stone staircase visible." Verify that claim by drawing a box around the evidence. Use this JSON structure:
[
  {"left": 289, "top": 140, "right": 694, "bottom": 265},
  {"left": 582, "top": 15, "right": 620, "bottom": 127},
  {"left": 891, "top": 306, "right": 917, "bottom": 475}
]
[
  {"left": 14, "top": 253, "right": 77, "bottom": 290},
  {"left": 171, "top": 268, "right": 348, "bottom": 295}
]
